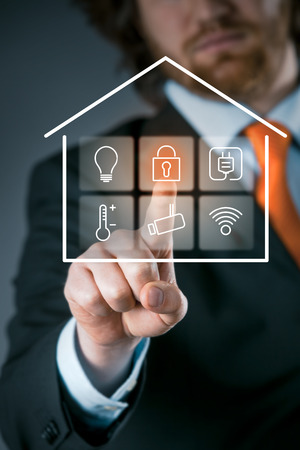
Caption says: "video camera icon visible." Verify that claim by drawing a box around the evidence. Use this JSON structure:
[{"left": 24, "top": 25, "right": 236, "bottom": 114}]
[
  {"left": 148, "top": 204, "right": 185, "bottom": 236},
  {"left": 209, "top": 147, "right": 243, "bottom": 182}
]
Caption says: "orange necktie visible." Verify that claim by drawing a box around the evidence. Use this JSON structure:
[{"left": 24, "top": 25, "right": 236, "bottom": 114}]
[{"left": 245, "top": 122, "right": 300, "bottom": 268}]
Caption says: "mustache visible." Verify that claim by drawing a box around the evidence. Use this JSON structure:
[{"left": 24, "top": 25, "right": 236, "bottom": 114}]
[{"left": 184, "top": 17, "right": 254, "bottom": 50}]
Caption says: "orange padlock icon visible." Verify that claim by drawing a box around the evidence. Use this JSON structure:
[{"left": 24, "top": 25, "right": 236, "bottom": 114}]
[{"left": 152, "top": 145, "right": 181, "bottom": 182}]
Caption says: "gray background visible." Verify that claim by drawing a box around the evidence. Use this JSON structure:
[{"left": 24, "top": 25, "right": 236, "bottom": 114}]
[{"left": 0, "top": 1, "right": 152, "bottom": 448}]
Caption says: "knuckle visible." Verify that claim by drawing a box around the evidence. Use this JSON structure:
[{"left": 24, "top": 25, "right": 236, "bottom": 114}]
[
  {"left": 67, "top": 262, "right": 80, "bottom": 278},
  {"left": 110, "top": 286, "right": 130, "bottom": 301},
  {"left": 64, "top": 274, "right": 78, "bottom": 300},
  {"left": 67, "top": 262, "right": 86, "bottom": 284},
  {"left": 80, "top": 290, "right": 100, "bottom": 309},
  {"left": 131, "top": 262, "right": 157, "bottom": 283},
  {"left": 107, "top": 287, "right": 133, "bottom": 310}
]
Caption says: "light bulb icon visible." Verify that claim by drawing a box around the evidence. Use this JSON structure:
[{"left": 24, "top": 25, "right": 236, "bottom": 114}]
[{"left": 94, "top": 146, "right": 118, "bottom": 183}]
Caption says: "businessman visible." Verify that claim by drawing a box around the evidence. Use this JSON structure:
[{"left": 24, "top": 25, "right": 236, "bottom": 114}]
[{"left": 1, "top": 0, "right": 300, "bottom": 449}]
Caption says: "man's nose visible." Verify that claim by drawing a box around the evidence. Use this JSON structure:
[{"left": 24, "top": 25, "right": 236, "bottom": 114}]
[{"left": 189, "top": 0, "right": 233, "bottom": 24}]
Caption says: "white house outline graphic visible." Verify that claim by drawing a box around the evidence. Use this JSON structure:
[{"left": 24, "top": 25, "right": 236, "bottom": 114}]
[{"left": 44, "top": 56, "right": 285, "bottom": 263}]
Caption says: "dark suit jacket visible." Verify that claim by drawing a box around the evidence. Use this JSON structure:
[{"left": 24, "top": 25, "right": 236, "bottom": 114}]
[{"left": 1, "top": 103, "right": 300, "bottom": 450}]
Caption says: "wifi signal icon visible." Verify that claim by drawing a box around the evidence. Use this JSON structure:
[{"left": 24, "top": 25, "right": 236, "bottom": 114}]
[{"left": 209, "top": 207, "right": 243, "bottom": 236}]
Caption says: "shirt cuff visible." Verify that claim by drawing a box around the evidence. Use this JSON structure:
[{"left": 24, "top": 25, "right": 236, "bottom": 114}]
[{"left": 56, "top": 318, "right": 149, "bottom": 424}]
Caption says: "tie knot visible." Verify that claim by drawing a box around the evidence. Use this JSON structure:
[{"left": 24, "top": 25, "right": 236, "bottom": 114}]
[{"left": 244, "top": 121, "right": 291, "bottom": 167}]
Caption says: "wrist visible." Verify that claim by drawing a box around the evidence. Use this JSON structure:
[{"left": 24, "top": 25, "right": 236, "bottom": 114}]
[{"left": 76, "top": 323, "right": 141, "bottom": 396}]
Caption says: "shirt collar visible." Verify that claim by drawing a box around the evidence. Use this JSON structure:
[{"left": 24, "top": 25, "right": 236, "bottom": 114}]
[
  {"left": 267, "top": 87, "right": 300, "bottom": 147},
  {"left": 165, "top": 79, "right": 300, "bottom": 147}
]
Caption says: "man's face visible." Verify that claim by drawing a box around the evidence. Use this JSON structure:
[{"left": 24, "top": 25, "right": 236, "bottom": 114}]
[{"left": 136, "top": 0, "right": 292, "bottom": 101}]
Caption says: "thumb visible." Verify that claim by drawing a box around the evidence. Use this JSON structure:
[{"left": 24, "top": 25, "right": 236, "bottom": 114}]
[
  {"left": 122, "top": 280, "right": 188, "bottom": 338},
  {"left": 140, "top": 280, "right": 188, "bottom": 329}
]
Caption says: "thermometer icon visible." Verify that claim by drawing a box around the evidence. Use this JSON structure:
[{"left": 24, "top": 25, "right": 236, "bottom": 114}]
[{"left": 95, "top": 204, "right": 111, "bottom": 242}]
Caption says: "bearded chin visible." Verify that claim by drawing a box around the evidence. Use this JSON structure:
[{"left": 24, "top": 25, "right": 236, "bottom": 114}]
[{"left": 186, "top": 49, "right": 269, "bottom": 103}]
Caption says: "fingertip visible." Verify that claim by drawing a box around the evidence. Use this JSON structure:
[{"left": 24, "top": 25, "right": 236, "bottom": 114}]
[
  {"left": 141, "top": 280, "right": 188, "bottom": 323},
  {"left": 141, "top": 281, "right": 174, "bottom": 312}
]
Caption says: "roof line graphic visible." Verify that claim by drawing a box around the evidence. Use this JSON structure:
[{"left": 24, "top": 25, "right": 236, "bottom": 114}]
[{"left": 44, "top": 55, "right": 287, "bottom": 139}]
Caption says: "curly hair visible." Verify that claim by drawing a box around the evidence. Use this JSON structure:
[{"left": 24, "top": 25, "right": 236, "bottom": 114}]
[
  {"left": 74, "top": 0, "right": 300, "bottom": 104},
  {"left": 73, "top": 0, "right": 165, "bottom": 104}
]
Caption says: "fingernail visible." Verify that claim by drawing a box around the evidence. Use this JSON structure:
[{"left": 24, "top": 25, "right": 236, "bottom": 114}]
[{"left": 148, "top": 286, "right": 164, "bottom": 308}]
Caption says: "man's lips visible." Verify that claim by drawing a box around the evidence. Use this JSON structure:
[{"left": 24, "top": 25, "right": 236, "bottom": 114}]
[{"left": 193, "top": 31, "right": 247, "bottom": 54}]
